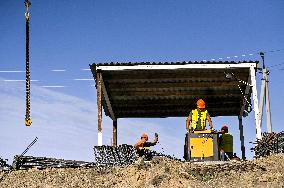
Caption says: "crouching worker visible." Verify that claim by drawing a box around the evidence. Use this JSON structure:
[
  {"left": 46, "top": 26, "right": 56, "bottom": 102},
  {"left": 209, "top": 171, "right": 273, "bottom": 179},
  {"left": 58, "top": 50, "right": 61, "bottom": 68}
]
[
  {"left": 134, "top": 133, "right": 158, "bottom": 160},
  {"left": 219, "top": 125, "right": 233, "bottom": 161}
]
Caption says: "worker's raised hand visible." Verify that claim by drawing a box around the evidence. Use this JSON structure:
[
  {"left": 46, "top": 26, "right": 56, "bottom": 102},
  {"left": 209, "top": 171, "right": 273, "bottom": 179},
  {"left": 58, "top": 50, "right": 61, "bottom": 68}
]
[
  {"left": 154, "top": 133, "right": 159, "bottom": 142},
  {"left": 155, "top": 133, "right": 158, "bottom": 138}
]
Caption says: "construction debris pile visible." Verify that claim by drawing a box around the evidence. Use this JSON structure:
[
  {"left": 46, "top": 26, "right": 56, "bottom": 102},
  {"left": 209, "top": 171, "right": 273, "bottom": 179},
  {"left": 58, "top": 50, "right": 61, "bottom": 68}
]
[{"left": 251, "top": 131, "right": 284, "bottom": 158}]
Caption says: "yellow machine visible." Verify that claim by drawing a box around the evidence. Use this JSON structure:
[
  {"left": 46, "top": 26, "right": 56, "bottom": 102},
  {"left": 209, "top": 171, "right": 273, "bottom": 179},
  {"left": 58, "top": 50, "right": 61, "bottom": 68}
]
[{"left": 184, "top": 130, "right": 220, "bottom": 161}]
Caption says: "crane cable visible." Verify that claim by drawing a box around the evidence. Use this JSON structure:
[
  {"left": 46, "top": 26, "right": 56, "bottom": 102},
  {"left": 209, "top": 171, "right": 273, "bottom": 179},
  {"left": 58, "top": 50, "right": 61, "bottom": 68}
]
[{"left": 25, "top": 0, "right": 32, "bottom": 126}]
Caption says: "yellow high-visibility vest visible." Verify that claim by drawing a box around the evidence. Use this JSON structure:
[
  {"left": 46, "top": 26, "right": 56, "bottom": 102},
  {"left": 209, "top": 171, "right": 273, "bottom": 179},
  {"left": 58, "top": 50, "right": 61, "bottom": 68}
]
[
  {"left": 220, "top": 133, "right": 233, "bottom": 152},
  {"left": 191, "top": 109, "right": 208, "bottom": 130}
]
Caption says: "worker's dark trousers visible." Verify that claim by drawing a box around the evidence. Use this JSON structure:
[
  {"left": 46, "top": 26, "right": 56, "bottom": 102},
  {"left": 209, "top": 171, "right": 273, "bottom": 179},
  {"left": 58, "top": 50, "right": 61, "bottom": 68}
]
[{"left": 137, "top": 149, "right": 153, "bottom": 161}]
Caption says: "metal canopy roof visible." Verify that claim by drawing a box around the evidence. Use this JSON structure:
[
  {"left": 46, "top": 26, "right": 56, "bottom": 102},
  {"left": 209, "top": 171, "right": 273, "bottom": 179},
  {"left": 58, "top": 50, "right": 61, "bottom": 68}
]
[{"left": 90, "top": 61, "right": 258, "bottom": 119}]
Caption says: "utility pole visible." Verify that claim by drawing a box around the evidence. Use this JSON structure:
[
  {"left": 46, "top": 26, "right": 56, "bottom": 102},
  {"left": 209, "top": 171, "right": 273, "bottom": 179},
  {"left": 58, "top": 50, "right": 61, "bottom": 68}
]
[{"left": 258, "top": 52, "right": 272, "bottom": 133}]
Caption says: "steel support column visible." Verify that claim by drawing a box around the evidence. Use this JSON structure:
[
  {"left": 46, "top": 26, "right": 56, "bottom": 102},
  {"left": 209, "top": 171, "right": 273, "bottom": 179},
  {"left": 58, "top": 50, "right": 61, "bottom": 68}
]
[
  {"left": 96, "top": 72, "right": 103, "bottom": 146},
  {"left": 238, "top": 116, "right": 246, "bottom": 160},
  {"left": 113, "top": 119, "right": 117, "bottom": 146}
]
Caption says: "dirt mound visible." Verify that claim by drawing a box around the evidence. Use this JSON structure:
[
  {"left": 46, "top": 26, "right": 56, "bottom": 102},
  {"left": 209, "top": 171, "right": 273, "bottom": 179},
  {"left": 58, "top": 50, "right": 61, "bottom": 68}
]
[{"left": 1, "top": 154, "right": 284, "bottom": 188}]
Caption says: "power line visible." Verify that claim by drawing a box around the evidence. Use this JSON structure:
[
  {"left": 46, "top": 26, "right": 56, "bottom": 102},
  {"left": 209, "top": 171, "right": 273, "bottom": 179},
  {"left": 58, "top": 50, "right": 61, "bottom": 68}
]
[
  {"left": 267, "top": 62, "right": 284, "bottom": 69},
  {"left": 3, "top": 79, "right": 39, "bottom": 82},
  {"left": 263, "top": 48, "right": 284, "bottom": 54}
]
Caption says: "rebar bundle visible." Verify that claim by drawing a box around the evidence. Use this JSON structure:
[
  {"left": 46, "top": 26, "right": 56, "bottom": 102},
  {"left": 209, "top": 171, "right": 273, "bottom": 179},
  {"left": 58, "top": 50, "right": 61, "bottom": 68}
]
[
  {"left": 94, "top": 144, "right": 139, "bottom": 166},
  {"left": 94, "top": 144, "right": 181, "bottom": 167},
  {"left": 12, "top": 156, "right": 97, "bottom": 170},
  {"left": 251, "top": 131, "right": 284, "bottom": 158},
  {"left": 11, "top": 145, "right": 181, "bottom": 170}
]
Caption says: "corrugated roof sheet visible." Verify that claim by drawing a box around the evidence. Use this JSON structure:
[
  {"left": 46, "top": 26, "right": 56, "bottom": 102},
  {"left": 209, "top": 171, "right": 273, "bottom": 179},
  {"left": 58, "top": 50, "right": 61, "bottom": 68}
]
[{"left": 93, "top": 60, "right": 257, "bottom": 66}]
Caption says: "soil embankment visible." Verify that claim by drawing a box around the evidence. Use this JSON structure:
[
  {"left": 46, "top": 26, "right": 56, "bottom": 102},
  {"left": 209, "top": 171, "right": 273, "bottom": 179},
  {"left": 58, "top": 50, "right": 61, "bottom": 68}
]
[{"left": 1, "top": 154, "right": 284, "bottom": 188}]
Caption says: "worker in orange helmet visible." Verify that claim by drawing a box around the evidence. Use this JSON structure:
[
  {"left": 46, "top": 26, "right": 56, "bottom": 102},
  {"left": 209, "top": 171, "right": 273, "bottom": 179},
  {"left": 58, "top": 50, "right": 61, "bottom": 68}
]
[
  {"left": 134, "top": 133, "right": 158, "bottom": 159},
  {"left": 186, "top": 99, "right": 213, "bottom": 132},
  {"left": 219, "top": 125, "right": 233, "bottom": 161}
]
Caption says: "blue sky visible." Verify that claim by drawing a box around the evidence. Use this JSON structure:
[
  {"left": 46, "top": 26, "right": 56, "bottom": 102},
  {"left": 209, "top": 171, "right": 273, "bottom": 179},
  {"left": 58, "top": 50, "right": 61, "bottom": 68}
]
[{"left": 0, "top": 0, "right": 284, "bottom": 163}]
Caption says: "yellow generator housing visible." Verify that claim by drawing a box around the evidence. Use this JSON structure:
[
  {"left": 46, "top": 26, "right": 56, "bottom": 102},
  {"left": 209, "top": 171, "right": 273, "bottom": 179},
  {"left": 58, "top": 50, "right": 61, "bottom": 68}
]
[{"left": 184, "top": 130, "right": 219, "bottom": 161}]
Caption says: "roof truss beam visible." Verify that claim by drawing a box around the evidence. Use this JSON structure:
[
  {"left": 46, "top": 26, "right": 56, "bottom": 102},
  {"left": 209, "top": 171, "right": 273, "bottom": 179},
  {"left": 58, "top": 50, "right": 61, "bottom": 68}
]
[
  {"left": 96, "top": 63, "right": 257, "bottom": 71},
  {"left": 101, "top": 76, "right": 115, "bottom": 120}
]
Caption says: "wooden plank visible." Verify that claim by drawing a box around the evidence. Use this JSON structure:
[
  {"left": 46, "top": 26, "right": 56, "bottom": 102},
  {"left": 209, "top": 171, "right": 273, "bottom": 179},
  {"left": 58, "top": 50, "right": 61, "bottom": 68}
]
[
  {"left": 101, "top": 77, "right": 115, "bottom": 120},
  {"left": 103, "top": 70, "right": 249, "bottom": 80},
  {"left": 115, "top": 109, "right": 240, "bottom": 118},
  {"left": 106, "top": 77, "right": 245, "bottom": 84},
  {"left": 110, "top": 89, "right": 244, "bottom": 97},
  {"left": 96, "top": 72, "right": 103, "bottom": 146},
  {"left": 113, "top": 102, "right": 241, "bottom": 109},
  {"left": 109, "top": 83, "right": 245, "bottom": 91},
  {"left": 113, "top": 119, "right": 117, "bottom": 146},
  {"left": 112, "top": 94, "right": 243, "bottom": 100}
]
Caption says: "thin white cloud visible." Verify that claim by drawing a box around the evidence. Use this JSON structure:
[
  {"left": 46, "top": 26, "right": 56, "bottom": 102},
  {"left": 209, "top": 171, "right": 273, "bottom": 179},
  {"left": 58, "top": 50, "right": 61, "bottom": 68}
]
[
  {"left": 3, "top": 79, "right": 39, "bottom": 82},
  {"left": 51, "top": 69, "right": 66, "bottom": 72},
  {"left": 81, "top": 68, "right": 91, "bottom": 71},
  {"left": 41, "top": 86, "right": 66, "bottom": 88},
  {"left": 73, "top": 78, "right": 93, "bottom": 81},
  {"left": 0, "top": 70, "right": 25, "bottom": 73}
]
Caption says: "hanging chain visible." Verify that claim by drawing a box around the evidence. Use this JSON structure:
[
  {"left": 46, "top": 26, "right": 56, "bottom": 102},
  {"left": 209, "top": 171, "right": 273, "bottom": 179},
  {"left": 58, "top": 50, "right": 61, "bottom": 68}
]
[{"left": 25, "top": 0, "right": 32, "bottom": 126}]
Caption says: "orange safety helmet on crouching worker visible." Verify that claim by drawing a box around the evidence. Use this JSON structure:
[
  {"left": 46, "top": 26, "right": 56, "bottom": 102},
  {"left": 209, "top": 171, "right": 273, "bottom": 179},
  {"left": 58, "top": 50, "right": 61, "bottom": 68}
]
[
  {"left": 196, "top": 99, "right": 206, "bottom": 109},
  {"left": 221, "top": 125, "right": 228, "bottom": 131}
]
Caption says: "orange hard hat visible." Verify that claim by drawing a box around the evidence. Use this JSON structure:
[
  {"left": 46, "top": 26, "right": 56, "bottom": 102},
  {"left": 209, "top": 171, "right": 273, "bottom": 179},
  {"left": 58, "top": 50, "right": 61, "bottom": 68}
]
[
  {"left": 196, "top": 99, "right": 206, "bottom": 108},
  {"left": 141, "top": 133, "right": 148, "bottom": 140}
]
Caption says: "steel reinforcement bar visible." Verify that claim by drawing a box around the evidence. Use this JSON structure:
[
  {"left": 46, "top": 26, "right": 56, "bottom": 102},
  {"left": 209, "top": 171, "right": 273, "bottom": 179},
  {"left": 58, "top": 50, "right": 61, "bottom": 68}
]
[
  {"left": 11, "top": 144, "right": 181, "bottom": 170},
  {"left": 251, "top": 131, "right": 284, "bottom": 158}
]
